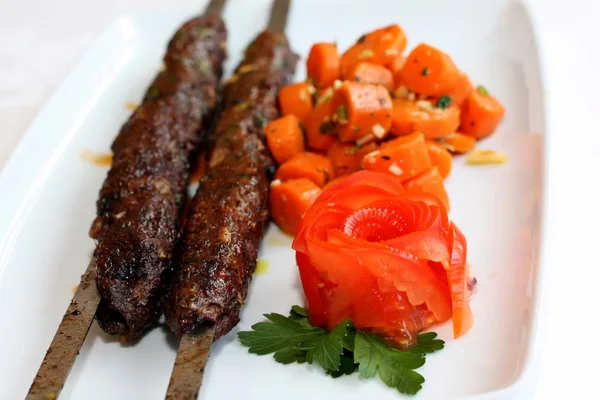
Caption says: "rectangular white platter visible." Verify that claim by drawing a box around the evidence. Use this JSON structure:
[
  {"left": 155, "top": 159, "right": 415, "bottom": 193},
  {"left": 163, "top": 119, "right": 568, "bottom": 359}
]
[{"left": 0, "top": 0, "right": 546, "bottom": 399}]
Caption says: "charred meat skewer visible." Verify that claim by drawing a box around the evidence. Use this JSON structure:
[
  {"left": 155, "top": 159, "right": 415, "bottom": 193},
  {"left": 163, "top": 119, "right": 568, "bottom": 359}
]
[{"left": 90, "top": 10, "right": 227, "bottom": 339}]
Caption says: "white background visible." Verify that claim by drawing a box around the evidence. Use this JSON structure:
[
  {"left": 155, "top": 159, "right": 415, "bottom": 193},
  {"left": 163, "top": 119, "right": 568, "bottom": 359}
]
[{"left": 1, "top": 0, "right": 599, "bottom": 398}]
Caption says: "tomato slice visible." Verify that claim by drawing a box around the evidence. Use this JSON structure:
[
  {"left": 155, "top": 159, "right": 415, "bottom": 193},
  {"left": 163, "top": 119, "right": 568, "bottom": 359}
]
[
  {"left": 448, "top": 223, "right": 473, "bottom": 337},
  {"left": 292, "top": 170, "right": 473, "bottom": 344}
]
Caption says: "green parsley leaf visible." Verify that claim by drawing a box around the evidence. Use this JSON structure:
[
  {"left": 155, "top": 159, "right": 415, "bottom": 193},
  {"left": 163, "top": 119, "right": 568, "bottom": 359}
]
[
  {"left": 273, "top": 346, "right": 308, "bottom": 365},
  {"left": 436, "top": 95, "right": 453, "bottom": 109},
  {"left": 237, "top": 312, "right": 326, "bottom": 355},
  {"left": 238, "top": 306, "right": 444, "bottom": 396},
  {"left": 410, "top": 332, "right": 445, "bottom": 354},
  {"left": 354, "top": 331, "right": 426, "bottom": 395},
  {"left": 306, "top": 319, "right": 354, "bottom": 372},
  {"left": 289, "top": 305, "right": 312, "bottom": 328},
  {"left": 336, "top": 105, "right": 348, "bottom": 121},
  {"left": 421, "top": 67, "right": 429, "bottom": 76},
  {"left": 291, "top": 305, "right": 308, "bottom": 318},
  {"left": 329, "top": 351, "right": 358, "bottom": 378},
  {"left": 476, "top": 85, "right": 489, "bottom": 97}
]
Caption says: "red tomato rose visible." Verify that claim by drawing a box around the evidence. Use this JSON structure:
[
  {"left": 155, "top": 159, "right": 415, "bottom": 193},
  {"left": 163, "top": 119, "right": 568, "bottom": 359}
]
[{"left": 292, "top": 170, "right": 473, "bottom": 347}]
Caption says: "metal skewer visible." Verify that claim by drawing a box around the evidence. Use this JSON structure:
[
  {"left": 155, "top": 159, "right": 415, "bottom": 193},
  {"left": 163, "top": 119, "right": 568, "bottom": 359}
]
[
  {"left": 25, "top": 1, "right": 228, "bottom": 398},
  {"left": 164, "top": 1, "right": 292, "bottom": 398},
  {"left": 26, "top": 260, "right": 100, "bottom": 400}
]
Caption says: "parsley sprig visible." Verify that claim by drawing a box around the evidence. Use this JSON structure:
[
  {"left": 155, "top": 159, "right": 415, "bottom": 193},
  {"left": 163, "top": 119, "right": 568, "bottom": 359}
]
[{"left": 238, "top": 306, "right": 444, "bottom": 395}]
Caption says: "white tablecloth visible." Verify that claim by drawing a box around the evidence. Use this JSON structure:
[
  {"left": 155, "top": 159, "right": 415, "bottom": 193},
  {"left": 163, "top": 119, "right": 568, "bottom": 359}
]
[{"left": 1, "top": 0, "right": 600, "bottom": 398}]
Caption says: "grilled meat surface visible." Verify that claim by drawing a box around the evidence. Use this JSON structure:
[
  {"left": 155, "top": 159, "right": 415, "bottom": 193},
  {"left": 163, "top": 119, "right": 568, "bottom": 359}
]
[
  {"left": 89, "top": 14, "right": 227, "bottom": 338},
  {"left": 163, "top": 30, "right": 298, "bottom": 339}
]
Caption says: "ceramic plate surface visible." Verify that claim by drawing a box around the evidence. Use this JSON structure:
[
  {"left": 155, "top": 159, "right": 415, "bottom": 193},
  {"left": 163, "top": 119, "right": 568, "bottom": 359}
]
[{"left": 0, "top": 0, "right": 545, "bottom": 398}]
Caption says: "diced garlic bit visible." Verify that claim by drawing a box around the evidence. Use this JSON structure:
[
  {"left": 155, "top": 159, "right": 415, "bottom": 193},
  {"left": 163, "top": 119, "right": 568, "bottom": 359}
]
[
  {"left": 316, "top": 87, "right": 334, "bottom": 106},
  {"left": 307, "top": 83, "right": 317, "bottom": 94},
  {"left": 416, "top": 100, "right": 435, "bottom": 112},
  {"left": 270, "top": 179, "right": 282, "bottom": 187},
  {"left": 407, "top": 92, "right": 416, "bottom": 101},
  {"left": 115, "top": 211, "right": 126, "bottom": 220},
  {"left": 441, "top": 143, "right": 457, "bottom": 153},
  {"left": 159, "top": 63, "right": 166, "bottom": 72},
  {"left": 358, "top": 49, "right": 374, "bottom": 60},
  {"left": 388, "top": 163, "right": 404, "bottom": 176},
  {"left": 356, "top": 134, "right": 375, "bottom": 147},
  {"left": 393, "top": 85, "right": 409, "bottom": 98},
  {"left": 333, "top": 79, "right": 343, "bottom": 89},
  {"left": 365, "top": 150, "right": 381, "bottom": 159},
  {"left": 372, "top": 124, "right": 386, "bottom": 139},
  {"left": 465, "top": 149, "right": 508, "bottom": 165}
]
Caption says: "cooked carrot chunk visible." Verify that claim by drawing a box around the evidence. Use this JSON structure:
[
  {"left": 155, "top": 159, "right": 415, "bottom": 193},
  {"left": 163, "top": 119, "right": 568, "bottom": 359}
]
[
  {"left": 327, "top": 140, "right": 378, "bottom": 177},
  {"left": 307, "top": 43, "right": 340, "bottom": 89},
  {"left": 304, "top": 95, "right": 337, "bottom": 151},
  {"left": 426, "top": 141, "right": 452, "bottom": 179},
  {"left": 340, "top": 25, "right": 407, "bottom": 77},
  {"left": 362, "top": 131, "right": 431, "bottom": 182},
  {"left": 437, "top": 132, "right": 476, "bottom": 154},
  {"left": 278, "top": 82, "right": 314, "bottom": 124},
  {"left": 440, "top": 72, "right": 472, "bottom": 108},
  {"left": 460, "top": 86, "right": 505, "bottom": 139},
  {"left": 346, "top": 62, "right": 394, "bottom": 91},
  {"left": 390, "top": 98, "right": 460, "bottom": 139},
  {"left": 331, "top": 81, "right": 392, "bottom": 143},
  {"left": 270, "top": 178, "right": 322, "bottom": 235},
  {"left": 399, "top": 43, "right": 460, "bottom": 96},
  {"left": 265, "top": 115, "right": 306, "bottom": 164},
  {"left": 274, "top": 152, "right": 334, "bottom": 187}
]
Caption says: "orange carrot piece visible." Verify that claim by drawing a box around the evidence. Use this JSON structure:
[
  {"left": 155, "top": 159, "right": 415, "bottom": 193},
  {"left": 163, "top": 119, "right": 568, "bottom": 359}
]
[
  {"left": 426, "top": 141, "right": 452, "bottom": 179},
  {"left": 403, "top": 167, "right": 450, "bottom": 211},
  {"left": 278, "top": 82, "right": 314, "bottom": 124},
  {"left": 346, "top": 62, "right": 394, "bottom": 92},
  {"left": 460, "top": 86, "right": 506, "bottom": 139},
  {"left": 307, "top": 43, "right": 340, "bottom": 89},
  {"left": 440, "top": 72, "right": 472, "bottom": 108},
  {"left": 274, "top": 152, "right": 334, "bottom": 187},
  {"left": 399, "top": 43, "right": 460, "bottom": 96},
  {"left": 270, "top": 178, "right": 322, "bottom": 235},
  {"left": 304, "top": 95, "right": 336, "bottom": 151},
  {"left": 437, "top": 132, "right": 476, "bottom": 154},
  {"left": 265, "top": 114, "right": 306, "bottom": 164},
  {"left": 390, "top": 98, "right": 460, "bottom": 139},
  {"left": 331, "top": 81, "right": 393, "bottom": 143},
  {"left": 340, "top": 25, "right": 407, "bottom": 77},
  {"left": 362, "top": 131, "right": 431, "bottom": 182},
  {"left": 327, "top": 140, "right": 378, "bottom": 176}
]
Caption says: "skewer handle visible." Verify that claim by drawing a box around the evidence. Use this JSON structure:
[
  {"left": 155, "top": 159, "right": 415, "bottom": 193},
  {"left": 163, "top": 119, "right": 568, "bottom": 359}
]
[{"left": 26, "top": 260, "right": 101, "bottom": 400}]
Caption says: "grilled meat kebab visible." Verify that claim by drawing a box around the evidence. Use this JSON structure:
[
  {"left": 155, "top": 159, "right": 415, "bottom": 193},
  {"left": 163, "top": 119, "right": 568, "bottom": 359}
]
[
  {"left": 89, "top": 14, "right": 227, "bottom": 338},
  {"left": 163, "top": 30, "right": 298, "bottom": 339}
]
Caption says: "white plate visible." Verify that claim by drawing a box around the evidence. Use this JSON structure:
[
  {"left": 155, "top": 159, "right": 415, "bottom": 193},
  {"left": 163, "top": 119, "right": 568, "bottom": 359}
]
[{"left": 0, "top": 0, "right": 546, "bottom": 399}]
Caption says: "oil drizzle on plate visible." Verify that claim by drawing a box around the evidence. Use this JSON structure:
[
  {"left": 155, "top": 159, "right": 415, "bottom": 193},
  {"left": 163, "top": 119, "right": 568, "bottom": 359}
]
[
  {"left": 255, "top": 259, "right": 269, "bottom": 275},
  {"left": 80, "top": 149, "right": 112, "bottom": 167}
]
